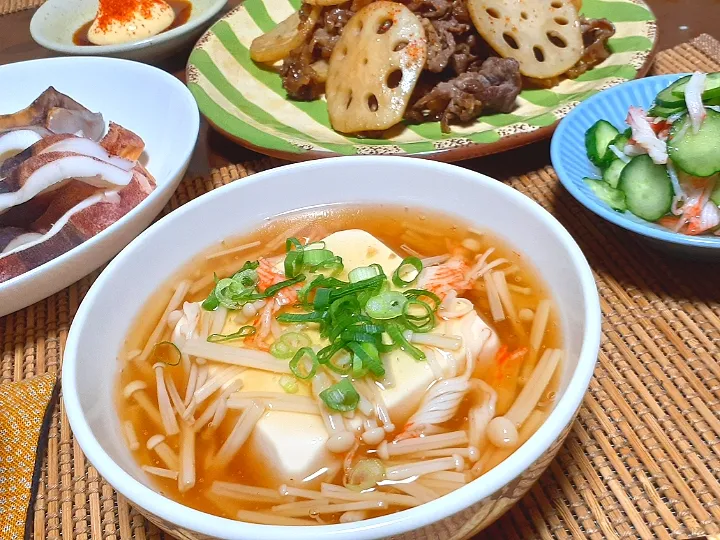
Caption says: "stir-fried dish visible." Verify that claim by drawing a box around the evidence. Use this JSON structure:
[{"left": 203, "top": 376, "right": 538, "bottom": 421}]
[
  {"left": 250, "top": 0, "right": 615, "bottom": 133},
  {"left": 117, "top": 207, "right": 562, "bottom": 526},
  {"left": 583, "top": 71, "right": 720, "bottom": 236}
]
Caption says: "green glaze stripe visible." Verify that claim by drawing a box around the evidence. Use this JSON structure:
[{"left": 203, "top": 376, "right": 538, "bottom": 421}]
[
  {"left": 190, "top": 49, "right": 352, "bottom": 154},
  {"left": 575, "top": 64, "right": 637, "bottom": 82},
  {"left": 188, "top": 83, "right": 302, "bottom": 155},
  {"left": 242, "top": 0, "right": 279, "bottom": 33},
  {"left": 580, "top": 0, "right": 654, "bottom": 21},
  {"left": 608, "top": 36, "right": 653, "bottom": 53},
  {"left": 288, "top": 0, "right": 301, "bottom": 9}
]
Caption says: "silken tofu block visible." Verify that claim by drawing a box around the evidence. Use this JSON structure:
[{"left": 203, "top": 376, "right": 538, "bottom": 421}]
[
  {"left": 227, "top": 370, "right": 341, "bottom": 489},
  {"left": 218, "top": 229, "right": 499, "bottom": 486}
]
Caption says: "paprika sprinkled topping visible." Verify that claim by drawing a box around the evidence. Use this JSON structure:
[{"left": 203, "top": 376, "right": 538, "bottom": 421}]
[{"left": 95, "top": 0, "right": 167, "bottom": 32}]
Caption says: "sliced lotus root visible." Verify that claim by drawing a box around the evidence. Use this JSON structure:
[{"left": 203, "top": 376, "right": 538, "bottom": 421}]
[
  {"left": 250, "top": 6, "right": 321, "bottom": 64},
  {"left": 466, "top": 0, "right": 583, "bottom": 79},
  {"left": 326, "top": 1, "right": 427, "bottom": 133}
]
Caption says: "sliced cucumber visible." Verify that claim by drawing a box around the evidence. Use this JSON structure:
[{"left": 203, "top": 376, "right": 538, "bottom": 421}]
[
  {"left": 667, "top": 109, "right": 720, "bottom": 177},
  {"left": 670, "top": 71, "right": 720, "bottom": 100},
  {"left": 617, "top": 155, "right": 673, "bottom": 221},
  {"left": 649, "top": 103, "right": 686, "bottom": 118},
  {"left": 585, "top": 120, "right": 619, "bottom": 168},
  {"left": 603, "top": 159, "right": 627, "bottom": 188},
  {"left": 584, "top": 178, "right": 627, "bottom": 212},
  {"left": 656, "top": 75, "right": 691, "bottom": 107}
]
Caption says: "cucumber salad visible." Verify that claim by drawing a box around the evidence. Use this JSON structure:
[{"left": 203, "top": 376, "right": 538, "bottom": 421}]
[{"left": 583, "top": 71, "right": 720, "bottom": 236}]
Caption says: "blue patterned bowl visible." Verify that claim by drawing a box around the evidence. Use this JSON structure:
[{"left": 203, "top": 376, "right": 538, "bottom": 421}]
[{"left": 551, "top": 73, "right": 720, "bottom": 257}]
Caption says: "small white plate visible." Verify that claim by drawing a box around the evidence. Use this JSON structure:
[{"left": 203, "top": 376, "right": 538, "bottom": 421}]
[
  {"left": 0, "top": 56, "right": 200, "bottom": 317},
  {"left": 30, "top": 0, "right": 227, "bottom": 62}
]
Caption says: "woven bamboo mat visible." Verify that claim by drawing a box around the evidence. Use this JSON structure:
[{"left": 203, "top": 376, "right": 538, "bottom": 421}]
[
  {"left": 2, "top": 34, "right": 720, "bottom": 540},
  {"left": 0, "top": 0, "right": 42, "bottom": 17}
]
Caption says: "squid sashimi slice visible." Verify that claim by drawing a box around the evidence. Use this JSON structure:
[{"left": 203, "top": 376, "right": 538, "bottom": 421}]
[
  {"left": 0, "top": 170, "right": 155, "bottom": 283},
  {"left": 0, "top": 87, "right": 103, "bottom": 138},
  {"left": 0, "top": 130, "right": 44, "bottom": 164},
  {"left": 100, "top": 122, "right": 145, "bottom": 161},
  {"left": 0, "top": 134, "right": 75, "bottom": 176},
  {"left": 0, "top": 226, "right": 36, "bottom": 252},
  {"left": 29, "top": 181, "right": 101, "bottom": 233},
  {"left": 0, "top": 152, "right": 133, "bottom": 212}
]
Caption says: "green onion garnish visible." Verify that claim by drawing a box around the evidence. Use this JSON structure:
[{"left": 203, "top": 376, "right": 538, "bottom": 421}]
[
  {"left": 207, "top": 325, "right": 256, "bottom": 343},
  {"left": 392, "top": 256, "right": 423, "bottom": 288},
  {"left": 319, "top": 379, "right": 360, "bottom": 412},
  {"left": 149, "top": 341, "right": 182, "bottom": 366},
  {"left": 402, "top": 299, "right": 435, "bottom": 333},
  {"left": 348, "top": 265, "right": 381, "bottom": 283},
  {"left": 386, "top": 324, "right": 425, "bottom": 361},
  {"left": 289, "top": 347, "right": 319, "bottom": 380},
  {"left": 270, "top": 332, "right": 312, "bottom": 359},
  {"left": 279, "top": 374, "right": 299, "bottom": 394},
  {"left": 365, "top": 291, "right": 407, "bottom": 319},
  {"left": 404, "top": 289, "right": 441, "bottom": 311},
  {"left": 347, "top": 341, "right": 385, "bottom": 376}
]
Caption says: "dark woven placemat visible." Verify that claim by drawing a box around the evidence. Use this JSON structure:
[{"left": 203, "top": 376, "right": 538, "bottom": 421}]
[
  {"left": 0, "top": 0, "right": 42, "bottom": 16},
  {"left": 2, "top": 35, "right": 720, "bottom": 540}
]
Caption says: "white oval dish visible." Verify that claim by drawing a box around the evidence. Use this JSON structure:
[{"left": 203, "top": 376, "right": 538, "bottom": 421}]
[
  {"left": 63, "top": 156, "right": 601, "bottom": 540},
  {"left": 0, "top": 56, "right": 199, "bottom": 317},
  {"left": 30, "top": 0, "right": 227, "bottom": 62}
]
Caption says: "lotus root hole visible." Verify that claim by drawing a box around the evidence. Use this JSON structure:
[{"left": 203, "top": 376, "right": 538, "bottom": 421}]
[
  {"left": 546, "top": 31, "right": 567, "bottom": 48},
  {"left": 394, "top": 40, "right": 408, "bottom": 51},
  {"left": 367, "top": 94, "right": 379, "bottom": 112},
  {"left": 551, "top": 1, "right": 562, "bottom": 7},
  {"left": 378, "top": 19, "right": 393, "bottom": 34},
  {"left": 554, "top": 16, "right": 568, "bottom": 25},
  {"left": 387, "top": 69, "right": 402, "bottom": 89},
  {"left": 502, "top": 33, "right": 519, "bottom": 50},
  {"left": 486, "top": 7, "right": 500, "bottom": 18},
  {"left": 520, "top": 11, "right": 528, "bottom": 19},
  {"left": 533, "top": 46, "right": 545, "bottom": 62}
]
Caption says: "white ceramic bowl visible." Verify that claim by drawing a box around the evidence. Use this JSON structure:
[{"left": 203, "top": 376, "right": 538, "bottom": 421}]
[
  {"left": 0, "top": 56, "right": 199, "bottom": 317},
  {"left": 30, "top": 0, "right": 227, "bottom": 62},
  {"left": 63, "top": 157, "right": 601, "bottom": 540}
]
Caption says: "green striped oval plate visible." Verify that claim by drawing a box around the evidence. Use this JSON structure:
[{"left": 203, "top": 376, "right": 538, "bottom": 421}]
[{"left": 187, "top": 0, "right": 656, "bottom": 161}]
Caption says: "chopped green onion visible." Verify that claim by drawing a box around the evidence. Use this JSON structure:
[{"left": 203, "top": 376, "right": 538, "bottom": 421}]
[
  {"left": 302, "top": 249, "right": 334, "bottom": 266},
  {"left": 289, "top": 347, "right": 318, "bottom": 380},
  {"left": 279, "top": 374, "right": 299, "bottom": 394},
  {"left": 352, "top": 355, "right": 367, "bottom": 377},
  {"left": 392, "top": 256, "right": 423, "bottom": 288},
  {"left": 319, "top": 379, "right": 360, "bottom": 412},
  {"left": 202, "top": 289, "right": 220, "bottom": 311},
  {"left": 347, "top": 341, "right": 385, "bottom": 376},
  {"left": 313, "top": 288, "right": 332, "bottom": 310},
  {"left": 404, "top": 289, "right": 441, "bottom": 312},
  {"left": 365, "top": 291, "right": 407, "bottom": 319},
  {"left": 312, "top": 255, "right": 344, "bottom": 275},
  {"left": 284, "top": 251, "right": 303, "bottom": 278},
  {"left": 340, "top": 330, "right": 378, "bottom": 343},
  {"left": 348, "top": 265, "right": 381, "bottom": 283},
  {"left": 346, "top": 458, "right": 386, "bottom": 491},
  {"left": 207, "top": 325, "right": 256, "bottom": 343},
  {"left": 270, "top": 332, "right": 312, "bottom": 359},
  {"left": 317, "top": 340, "right": 346, "bottom": 365},
  {"left": 326, "top": 350, "right": 353, "bottom": 375},
  {"left": 149, "top": 341, "right": 182, "bottom": 366},
  {"left": 277, "top": 311, "right": 326, "bottom": 324},
  {"left": 402, "top": 299, "right": 435, "bottom": 333},
  {"left": 387, "top": 324, "right": 425, "bottom": 361},
  {"left": 286, "top": 237, "right": 303, "bottom": 252}
]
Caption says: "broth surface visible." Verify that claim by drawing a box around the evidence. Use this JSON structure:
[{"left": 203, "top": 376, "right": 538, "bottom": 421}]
[{"left": 117, "top": 204, "right": 562, "bottom": 523}]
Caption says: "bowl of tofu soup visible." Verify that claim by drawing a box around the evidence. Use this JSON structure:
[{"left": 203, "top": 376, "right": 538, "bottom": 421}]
[{"left": 62, "top": 156, "right": 601, "bottom": 540}]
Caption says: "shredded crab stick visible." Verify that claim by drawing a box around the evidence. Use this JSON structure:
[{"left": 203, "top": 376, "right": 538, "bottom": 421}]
[
  {"left": 685, "top": 72, "right": 707, "bottom": 134},
  {"left": 626, "top": 106, "right": 668, "bottom": 164}
]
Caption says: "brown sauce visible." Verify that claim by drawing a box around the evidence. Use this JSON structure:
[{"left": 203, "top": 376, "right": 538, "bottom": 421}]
[
  {"left": 117, "top": 204, "right": 563, "bottom": 524},
  {"left": 72, "top": 0, "right": 192, "bottom": 46}
]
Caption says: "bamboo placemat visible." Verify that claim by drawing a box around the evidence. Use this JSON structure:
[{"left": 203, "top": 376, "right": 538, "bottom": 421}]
[
  {"left": 3, "top": 34, "right": 720, "bottom": 540},
  {"left": 0, "top": 0, "right": 42, "bottom": 17}
]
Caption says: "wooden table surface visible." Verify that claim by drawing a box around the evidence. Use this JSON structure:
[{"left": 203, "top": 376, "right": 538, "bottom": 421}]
[{"left": 1, "top": 0, "right": 718, "bottom": 177}]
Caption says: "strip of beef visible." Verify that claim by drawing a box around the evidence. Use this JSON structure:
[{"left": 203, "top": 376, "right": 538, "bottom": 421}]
[
  {"left": 403, "top": 0, "right": 452, "bottom": 19},
  {"left": 525, "top": 17, "right": 615, "bottom": 88},
  {"left": 405, "top": 57, "right": 521, "bottom": 132},
  {"left": 281, "top": 4, "right": 354, "bottom": 100}
]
